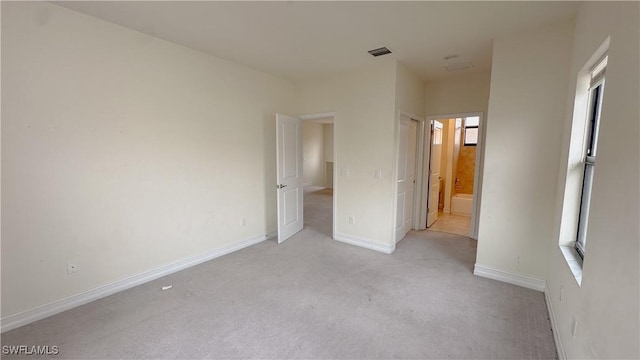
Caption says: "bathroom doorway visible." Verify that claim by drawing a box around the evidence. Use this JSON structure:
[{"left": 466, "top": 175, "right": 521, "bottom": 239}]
[{"left": 425, "top": 113, "right": 484, "bottom": 238}]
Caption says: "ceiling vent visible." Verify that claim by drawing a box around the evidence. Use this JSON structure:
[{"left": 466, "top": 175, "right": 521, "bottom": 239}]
[
  {"left": 368, "top": 47, "right": 392, "bottom": 57},
  {"left": 444, "top": 60, "right": 473, "bottom": 72}
]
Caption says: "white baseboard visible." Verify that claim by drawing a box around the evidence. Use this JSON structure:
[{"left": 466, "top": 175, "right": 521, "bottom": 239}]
[
  {"left": 334, "top": 233, "right": 395, "bottom": 254},
  {"left": 1, "top": 233, "right": 272, "bottom": 333},
  {"left": 473, "top": 264, "right": 546, "bottom": 291},
  {"left": 544, "top": 284, "right": 566, "bottom": 360},
  {"left": 265, "top": 230, "right": 277, "bottom": 240}
]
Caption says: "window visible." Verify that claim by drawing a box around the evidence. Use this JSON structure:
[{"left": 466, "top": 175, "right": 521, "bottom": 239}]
[
  {"left": 575, "top": 55, "right": 607, "bottom": 259},
  {"left": 463, "top": 116, "right": 479, "bottom": 146}
]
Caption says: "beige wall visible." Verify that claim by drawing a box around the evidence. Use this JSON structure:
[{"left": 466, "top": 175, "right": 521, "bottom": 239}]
[
  {"left": 424, "top": 72, "right": 490, "bottom": 221},
  {"left": 302, "top": 122, "right": 324, "bottom": 186},
  {"left": 476, "top": 20, "right": 574, "bottom": 280},
  {"left": 7, "top": 6, "right": 636, "bottom": 357},
  {"left": 1, "top": 2, "right": 295, "bottom": 318},
  {"left": 455, "top": 145, "right": 475, "bottom": 195},
  {"left": 424, "top": 72, "right": 491, "bottom": 117},
  {"left": 296, "top": 61, "right": 423, "bottom": 246},
  {"left": 323, "top": 124, "right": 334, "bottom": 163},
  {"left": 395, "top": 62, "right": 426, "bottom": 118},
  {"left": 546, "top": 2, "right": 639, "bottom": 358},
  {"left": 455, "top": 146, "right": 477, "bottom": 194},
  {"left": 323, "top": 124, "right": 334, "bottom": 188},
  {"left": 296, "top": 60, "right": 397, "bottom": 246}
]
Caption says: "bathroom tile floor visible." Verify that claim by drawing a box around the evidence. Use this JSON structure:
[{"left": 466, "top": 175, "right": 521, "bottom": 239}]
[{"left": 427, "top": 211, "right": 471, "bottom": 237}]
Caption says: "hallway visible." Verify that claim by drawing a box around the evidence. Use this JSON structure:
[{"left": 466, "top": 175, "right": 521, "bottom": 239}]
[{"left": 303, "top": 186, "right": 333, "bottom": 237}]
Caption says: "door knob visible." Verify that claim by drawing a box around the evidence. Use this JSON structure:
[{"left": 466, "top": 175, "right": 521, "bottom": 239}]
[{"left": 277, "top": 184, "right": 287, "bottom": 189}]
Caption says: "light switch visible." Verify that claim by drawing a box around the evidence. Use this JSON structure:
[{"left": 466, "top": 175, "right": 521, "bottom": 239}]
[{"left": 375, "top": 169, "right": 382, "bottom": 179}]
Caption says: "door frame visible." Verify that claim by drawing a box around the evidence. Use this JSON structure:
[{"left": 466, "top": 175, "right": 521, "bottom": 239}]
[
  {"left": 425, "top": 119, "right": 444, "bottom": 228},
  {"left": 392, "top": 110, "right": 425, "bottom": 243},
  {"left": 298, "top": 111, "right": 337, "bottom": 240},
  {"left": 423, "top": 112, "right": 485, "bottom": 239}
]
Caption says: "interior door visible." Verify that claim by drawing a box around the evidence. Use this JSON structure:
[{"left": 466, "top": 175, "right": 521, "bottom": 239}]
[
  {"left": 427, "top": 120, "right": 443, "bottom": 227},
  {"left": 276, "top": 113, "right": 304, "bottom": 243},
  {"left": 395, "top": 116, "right": 418, "bottom": 242}
]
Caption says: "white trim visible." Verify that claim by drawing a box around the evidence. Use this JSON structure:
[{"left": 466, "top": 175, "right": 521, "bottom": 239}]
[
  {"left": 334, "top": 233, "right": 395, "bottom": 254},
  {"left": 332, "top": 114, "right": 337, "bottom": 241},
  {"left": 469, "top": 112, "right": 485, "bottom": 240},
  {"left": 298, "top": 111, "right": 336, "bottom": 121},
  {"left": 425, "top": 112, "right": 484, "bottom": 239},
  {"left": 418, "top": 119, "right": 432, "bottom": 230},
  {"left": 1, "top": 233, "right": 273, "bottom": 333},
  {"left": 544, "top": 284, "right": 567, "bottom": 360},
  {"left": 426, "top": 112, "right": 482, "bottom": 121},
  {"left": 393, "top": 110, "right": 426, "bottom": 242},
  {"left": 398, "top": 110, "right": 423, "bottom": 123},
  {"left": 473, "top": 264, "right": 546, "bottom": 291}
]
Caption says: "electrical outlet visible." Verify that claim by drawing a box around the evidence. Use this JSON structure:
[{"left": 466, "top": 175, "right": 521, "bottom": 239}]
[
  {"left": 559, "top": 286, "right": 564, "bottom": 303},
  {"left": 241, "top": 217, "right": 247, "bottom": 227},
  {"left": 341, "top": 168, "right": 349, "bottom": 177},
  {"left": 349, "top": 216, "right": 355, "bottom": 225},
  {"left": 67, "top": 262, "right": 78, "bottom": 274},
  {"left": 375, "top": 169, "right": 382, "bottom": 179},
  {"left": 516, "top": 255, "right": 520, "bottom": 269}
]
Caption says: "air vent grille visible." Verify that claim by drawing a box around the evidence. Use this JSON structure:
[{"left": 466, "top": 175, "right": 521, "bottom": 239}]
[{"left": 368, "top": 47, "right": 392, "bottom": 57}]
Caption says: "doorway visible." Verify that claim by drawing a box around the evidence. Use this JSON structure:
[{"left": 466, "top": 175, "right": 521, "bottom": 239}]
[
  {"left": 275, "top": 112, "right": 336, "bottom": 243},
  {"left": 301, "top": 115, "right": 334, "bottom": 237},
  {"left": 424, "top": 112, "right": 484, "bottom": 238}
]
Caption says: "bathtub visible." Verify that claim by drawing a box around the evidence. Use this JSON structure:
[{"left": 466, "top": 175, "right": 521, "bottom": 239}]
[{"left": 451, "top": 193, "right": 473, "bottom": 216}]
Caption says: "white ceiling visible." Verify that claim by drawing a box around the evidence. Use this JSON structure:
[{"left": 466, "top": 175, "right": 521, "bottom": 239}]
[{"left": 56, "top": 1, "right": 580, "bottom": 82}]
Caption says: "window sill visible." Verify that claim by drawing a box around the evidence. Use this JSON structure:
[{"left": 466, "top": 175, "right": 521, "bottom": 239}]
[{"left": 560, "top": 245, "right": 583, "bottom": 286}]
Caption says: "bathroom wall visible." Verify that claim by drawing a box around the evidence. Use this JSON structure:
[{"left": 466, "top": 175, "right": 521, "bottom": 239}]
[{"left": 455, "top": 141, "right": 476, "bottom": 194}]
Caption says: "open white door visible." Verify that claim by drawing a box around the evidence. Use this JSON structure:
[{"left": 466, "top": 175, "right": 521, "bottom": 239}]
[
  {"left": 276, "top": 113, "right": 304, "bottom": 243},
  {"left": 427, "top": 120, "right": 443, "bottom": 227},
  {"left": 395, "top": 115, "right": 418, "bottom": 242}
]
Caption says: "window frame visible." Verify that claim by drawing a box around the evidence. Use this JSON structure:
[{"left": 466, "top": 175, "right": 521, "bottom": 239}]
[
  {"left": 575, "top": 57, "right": 606, "bottom": 259},
  {"left": 463, "top": 117, "right": 479, "bottom": 146}
]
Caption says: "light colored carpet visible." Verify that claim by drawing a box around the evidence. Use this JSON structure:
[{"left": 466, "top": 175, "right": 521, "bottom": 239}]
[{"left": 1, "top": 187, "right": 557, "bottom": 359}]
